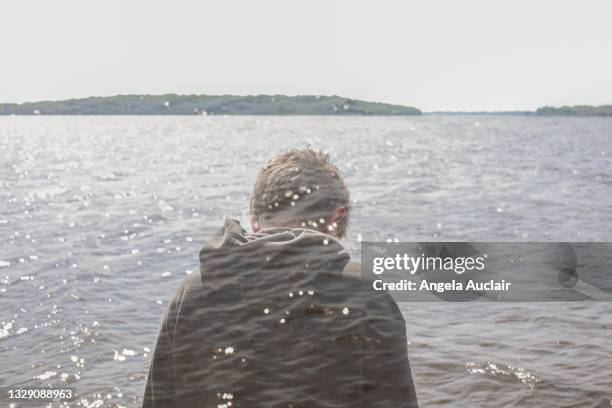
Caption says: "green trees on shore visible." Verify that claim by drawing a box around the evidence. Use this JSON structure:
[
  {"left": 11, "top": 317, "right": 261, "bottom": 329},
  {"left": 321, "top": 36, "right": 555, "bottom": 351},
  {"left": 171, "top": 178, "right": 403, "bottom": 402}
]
[
  {"left": 536, "top": 105, "right": 612, "bottom": 116},
  {"left": 0, "top": 94, "right": 422, "bottom": 116}
]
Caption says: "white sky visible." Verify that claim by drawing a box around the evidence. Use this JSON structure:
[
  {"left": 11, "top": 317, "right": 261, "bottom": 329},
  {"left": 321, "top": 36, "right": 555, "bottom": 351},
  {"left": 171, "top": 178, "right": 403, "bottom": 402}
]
[{"left": 1, "top": 0, "right": 611, "bottom": 111}]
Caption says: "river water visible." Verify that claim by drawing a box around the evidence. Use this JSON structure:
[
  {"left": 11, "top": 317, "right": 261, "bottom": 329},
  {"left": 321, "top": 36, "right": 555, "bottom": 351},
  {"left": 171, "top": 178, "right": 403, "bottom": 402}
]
[{"left": 1, "top": 115, "right": 611, "bottom": 407}]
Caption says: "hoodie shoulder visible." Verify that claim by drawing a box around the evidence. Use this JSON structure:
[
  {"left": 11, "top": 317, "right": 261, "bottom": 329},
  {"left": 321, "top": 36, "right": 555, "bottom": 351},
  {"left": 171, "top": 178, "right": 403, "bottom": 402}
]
[{"left": 167, "top": 271, "right": 203, "bottom": 315}]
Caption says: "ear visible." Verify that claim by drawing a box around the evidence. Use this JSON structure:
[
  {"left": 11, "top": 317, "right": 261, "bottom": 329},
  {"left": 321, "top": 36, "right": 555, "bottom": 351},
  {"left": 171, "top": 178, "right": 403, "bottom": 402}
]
[
  {"left": 250, "top": 214, "right": 261, "bottom": 233},
  {"left": 327, "top": 206, "right": 346, "bottom": 237}
]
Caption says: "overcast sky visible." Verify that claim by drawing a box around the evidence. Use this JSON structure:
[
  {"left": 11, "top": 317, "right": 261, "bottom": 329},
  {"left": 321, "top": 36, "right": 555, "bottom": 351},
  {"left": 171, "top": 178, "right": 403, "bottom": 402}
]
[{"left": 2, "top": 0, "right": 611, "bottom": 111}]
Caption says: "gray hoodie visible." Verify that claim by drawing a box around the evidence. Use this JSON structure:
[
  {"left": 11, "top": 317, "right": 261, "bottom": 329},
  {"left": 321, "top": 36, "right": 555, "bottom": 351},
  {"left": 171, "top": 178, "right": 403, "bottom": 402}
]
[{"left": 143, "top": 219, "right": 418, "bottom": 407}]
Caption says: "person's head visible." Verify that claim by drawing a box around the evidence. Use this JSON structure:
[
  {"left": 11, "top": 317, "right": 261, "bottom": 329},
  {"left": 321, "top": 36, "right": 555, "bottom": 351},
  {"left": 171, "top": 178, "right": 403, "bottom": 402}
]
[{"left": 250, "top": 148, "right": 351, "bottom": 238}]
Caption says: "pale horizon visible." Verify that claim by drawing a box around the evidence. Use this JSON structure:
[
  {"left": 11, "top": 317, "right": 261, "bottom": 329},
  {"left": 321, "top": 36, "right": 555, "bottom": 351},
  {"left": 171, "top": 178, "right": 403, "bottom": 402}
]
[{"left": 2, "top": 0, "right": 611, "bottom": 111}]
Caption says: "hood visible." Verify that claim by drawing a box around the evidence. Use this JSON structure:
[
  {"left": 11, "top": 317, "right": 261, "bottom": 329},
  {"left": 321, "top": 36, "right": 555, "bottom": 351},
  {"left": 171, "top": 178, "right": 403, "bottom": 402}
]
[{"left": 199, "top": 219, "right": 351, "bottom": 281}]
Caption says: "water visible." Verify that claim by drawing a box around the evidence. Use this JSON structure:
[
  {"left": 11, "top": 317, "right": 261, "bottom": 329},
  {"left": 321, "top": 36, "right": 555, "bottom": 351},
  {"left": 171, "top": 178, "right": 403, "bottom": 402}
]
[{"left": 0, "top": 115, "right": 611, "bottom": 407}]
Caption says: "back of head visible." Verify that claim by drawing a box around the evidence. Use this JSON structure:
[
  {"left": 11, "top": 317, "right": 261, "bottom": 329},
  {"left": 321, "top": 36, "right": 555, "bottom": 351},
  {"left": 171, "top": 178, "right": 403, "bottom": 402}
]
[{"left": 250, "top": 148, "right": 351, "bottom": 238}]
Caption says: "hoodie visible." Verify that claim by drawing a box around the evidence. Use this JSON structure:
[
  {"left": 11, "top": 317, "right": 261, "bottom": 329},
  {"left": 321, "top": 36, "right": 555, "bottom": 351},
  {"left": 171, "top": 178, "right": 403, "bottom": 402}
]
[{"left": 143, "top": 219, "right": 418, "bottom": 408}]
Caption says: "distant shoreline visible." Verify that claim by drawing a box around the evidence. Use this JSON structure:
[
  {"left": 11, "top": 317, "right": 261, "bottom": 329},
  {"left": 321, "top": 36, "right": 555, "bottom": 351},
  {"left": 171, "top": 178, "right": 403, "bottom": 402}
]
[
  {"left": 0, "top": 95, "right": 610, "bottom": 117},
  {"left": 429, "top": 106, "right": 612, "bottom": 117},
  {"left": 0, "top": 94, "right": 421, "bottom": 116}
]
